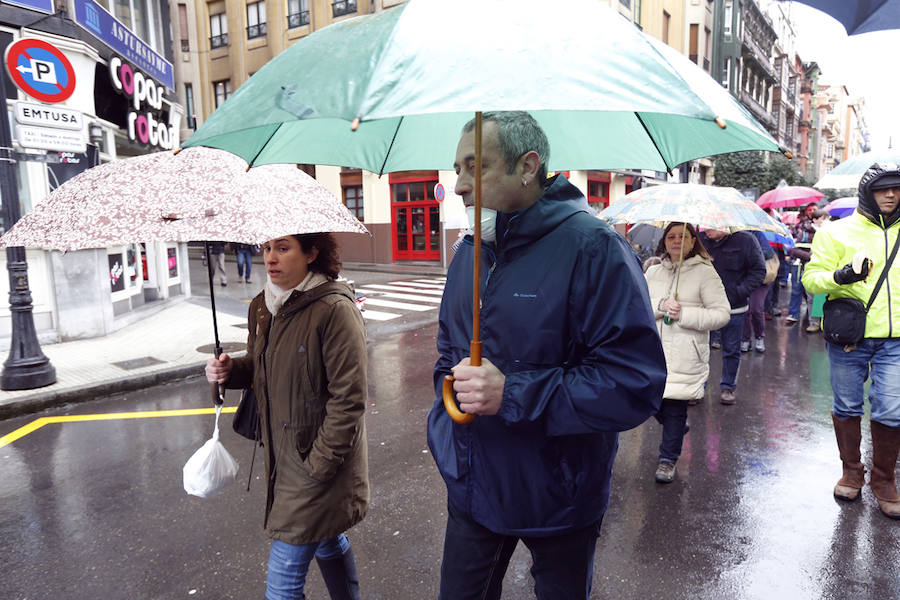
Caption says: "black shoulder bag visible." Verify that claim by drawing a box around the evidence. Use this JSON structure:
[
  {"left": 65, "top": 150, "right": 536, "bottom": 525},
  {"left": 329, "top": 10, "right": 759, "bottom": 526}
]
[
  {"left": 822, "top": 231, "right": 900, "bottom": 347},
  {"left": 232, "top": 387, "right": 260, "bottom": 442}
]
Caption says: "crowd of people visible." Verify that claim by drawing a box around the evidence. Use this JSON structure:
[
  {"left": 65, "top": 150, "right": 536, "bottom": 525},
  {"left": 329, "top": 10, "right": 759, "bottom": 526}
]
[{"left": 203, "top": 112, "right": 899, "bottom": 599}]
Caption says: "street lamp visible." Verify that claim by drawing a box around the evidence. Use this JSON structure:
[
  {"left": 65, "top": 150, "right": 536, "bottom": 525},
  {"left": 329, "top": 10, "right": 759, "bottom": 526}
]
[{"left": 0, "top": 67, "right": 56, "bottom": 390}]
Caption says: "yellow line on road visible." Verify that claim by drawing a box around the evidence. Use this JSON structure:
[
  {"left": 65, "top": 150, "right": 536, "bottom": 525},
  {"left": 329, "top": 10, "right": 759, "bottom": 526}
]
[{"left": 0, "top": 406, "right": 238, "bottom": 449}]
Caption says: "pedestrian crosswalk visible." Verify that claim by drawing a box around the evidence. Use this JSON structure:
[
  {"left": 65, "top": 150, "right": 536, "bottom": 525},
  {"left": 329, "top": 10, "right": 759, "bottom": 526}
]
[{"left": 355, "top": 277, "right": 446, "bottom": 321}]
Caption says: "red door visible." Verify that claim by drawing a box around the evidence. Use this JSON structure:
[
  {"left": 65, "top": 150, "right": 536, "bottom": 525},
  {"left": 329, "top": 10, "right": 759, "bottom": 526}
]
[{"left": 391, "top": 174, "right": 441, "bottom": 261}]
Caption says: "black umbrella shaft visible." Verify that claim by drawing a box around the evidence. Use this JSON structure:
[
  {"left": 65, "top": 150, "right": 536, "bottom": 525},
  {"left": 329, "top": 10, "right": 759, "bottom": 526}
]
[{"left": 205, "top": 241, "right": 223, "bottom": 355}]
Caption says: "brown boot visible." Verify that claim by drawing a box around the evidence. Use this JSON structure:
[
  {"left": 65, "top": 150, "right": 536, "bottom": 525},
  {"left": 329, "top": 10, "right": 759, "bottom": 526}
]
[
  {"left": 869, "top": 420, "right": 900, "bottom": 519},
  {"left": 832, "top": 414, "right": 865, "bottom": 501}
]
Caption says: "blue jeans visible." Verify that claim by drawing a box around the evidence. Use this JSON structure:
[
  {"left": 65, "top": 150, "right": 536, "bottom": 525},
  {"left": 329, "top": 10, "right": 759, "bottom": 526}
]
[
  {"left": 266, "top": 534, "right": 350, "bottom": 600},
  {"left": 788, "top": 263, "right": 806, "bottom": 319},
  {"left": 715, "top": 313, "right": 745, "bottom": 390},
  {"left": 828, "top": 338, "right": 900, "bottom": 427},
  {"left": 654, "top": 399, "right": 689, "bottom": 462},
  {"left": 236, "top": 249, "right": 253, "bottom": 280},
  {"left": 439, "top": 502, "right": 600, "bottom": 600}
]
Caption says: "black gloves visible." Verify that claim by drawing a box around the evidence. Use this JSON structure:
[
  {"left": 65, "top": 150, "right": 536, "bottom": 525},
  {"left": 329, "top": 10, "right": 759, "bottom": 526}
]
[{"left": 833, "top": 260, "right": 871, "bottom": 285}]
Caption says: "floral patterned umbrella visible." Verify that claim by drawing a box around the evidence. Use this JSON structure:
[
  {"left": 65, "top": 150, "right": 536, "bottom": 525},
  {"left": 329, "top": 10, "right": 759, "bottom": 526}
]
[
  {"left": 599, "top": 183, "right": 790, "bottom": 234},
  {"left": 0, "top": 146, "right": 368, "bottom": 251},
  {"left": 0, "top": 146, "right": 368, "bottom": 404}
]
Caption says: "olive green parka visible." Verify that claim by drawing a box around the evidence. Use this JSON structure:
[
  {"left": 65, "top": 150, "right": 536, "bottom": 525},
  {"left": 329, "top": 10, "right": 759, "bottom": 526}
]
[{"left": 227, "top": 280, "right": 369, "bottom": 545}]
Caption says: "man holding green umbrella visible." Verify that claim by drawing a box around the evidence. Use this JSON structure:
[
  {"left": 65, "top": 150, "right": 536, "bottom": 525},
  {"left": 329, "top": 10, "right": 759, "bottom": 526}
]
[{"left": 428, "top": 112, "right": 666, "bottom": 598}]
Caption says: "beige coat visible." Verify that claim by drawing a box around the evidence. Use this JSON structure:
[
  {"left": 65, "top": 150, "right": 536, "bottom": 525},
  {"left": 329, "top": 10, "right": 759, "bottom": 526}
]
[
  {"left": 227, "top": 281, "right": 369, "bottom": 545},
  {"left": 645, "top": 255, "right": 730, "bottom": 400}
]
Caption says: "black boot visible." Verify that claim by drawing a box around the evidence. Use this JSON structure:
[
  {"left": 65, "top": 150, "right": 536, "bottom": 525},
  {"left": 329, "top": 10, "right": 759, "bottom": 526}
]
[{"left": 316, "top": 546, "right": 361, "bottom": 600}]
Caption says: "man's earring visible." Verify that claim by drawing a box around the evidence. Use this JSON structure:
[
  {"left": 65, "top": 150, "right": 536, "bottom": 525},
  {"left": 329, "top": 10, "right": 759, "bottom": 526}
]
[{"left": 522, "top": 177, "right": 528, "bottom": 187}]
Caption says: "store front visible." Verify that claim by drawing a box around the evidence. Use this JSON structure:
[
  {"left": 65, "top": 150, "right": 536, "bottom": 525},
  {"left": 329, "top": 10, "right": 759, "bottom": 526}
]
[
  {"left": 389, "top": 171, "right": 441, "bottom": 261},
  {"left": 1, "top": 1, "right": 187, "bottom": 347}
]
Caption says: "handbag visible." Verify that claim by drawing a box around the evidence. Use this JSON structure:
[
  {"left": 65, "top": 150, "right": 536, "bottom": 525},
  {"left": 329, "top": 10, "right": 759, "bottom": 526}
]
[
  {"left": 822, "top": 232, "right": 900, "bottom": 346},
  {"left": 763, "top": 254, "right": 780, "bottom": 285},
  {"left": 232, "top": 387, "right": 260, "bottom": 442}
]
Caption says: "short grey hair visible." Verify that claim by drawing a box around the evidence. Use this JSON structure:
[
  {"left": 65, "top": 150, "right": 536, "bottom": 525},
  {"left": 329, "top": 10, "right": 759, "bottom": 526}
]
[{"left": 462, "top": 111, "right": 550, "bottom": 184}]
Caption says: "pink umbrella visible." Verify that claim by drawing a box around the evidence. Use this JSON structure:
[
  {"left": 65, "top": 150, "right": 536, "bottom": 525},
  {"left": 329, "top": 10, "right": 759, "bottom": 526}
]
[
  {"left": 780, "top": 211, "right": 800, "bottom": 226},
  {"left": 757, "top": 186, "right": 825, "bottom": 210}
]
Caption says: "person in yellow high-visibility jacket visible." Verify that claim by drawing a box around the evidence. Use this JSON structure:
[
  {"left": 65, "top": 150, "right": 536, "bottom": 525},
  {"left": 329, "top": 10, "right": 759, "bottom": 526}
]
[{"left": 803, "top": 163, "right": 900, "bottom": 520}]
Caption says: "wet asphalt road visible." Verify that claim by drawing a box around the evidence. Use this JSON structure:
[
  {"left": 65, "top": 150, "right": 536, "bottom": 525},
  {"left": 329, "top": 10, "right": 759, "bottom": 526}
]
[{"left": 2, "top": 295, "right": 900, "bottom": 599}]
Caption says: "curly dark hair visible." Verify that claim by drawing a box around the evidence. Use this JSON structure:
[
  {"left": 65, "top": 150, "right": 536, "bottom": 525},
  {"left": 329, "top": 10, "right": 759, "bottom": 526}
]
[{"left": 292, "top": 233, "right": 342, "bottom": 280}]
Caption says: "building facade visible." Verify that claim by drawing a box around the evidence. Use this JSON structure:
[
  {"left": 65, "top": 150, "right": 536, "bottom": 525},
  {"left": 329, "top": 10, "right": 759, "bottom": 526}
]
[{"left": 1, "top": 0, "right": 190, "bottom": 348}]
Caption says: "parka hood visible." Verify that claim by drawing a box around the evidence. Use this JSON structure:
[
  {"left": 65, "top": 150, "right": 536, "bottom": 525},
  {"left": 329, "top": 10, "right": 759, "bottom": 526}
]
[
  {"left": 278, "top": 280, "right": 355, "bottom": 317},
  {"left": 858, "top": 162, "right": 900, "bottom": 228},
  {"left": 497, "top": 174, "right": 593, "bottom": 250}
]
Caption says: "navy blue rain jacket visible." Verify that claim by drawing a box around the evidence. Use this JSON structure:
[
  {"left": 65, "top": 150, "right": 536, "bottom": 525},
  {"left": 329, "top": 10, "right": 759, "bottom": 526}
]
[
  {"left": 428, "top": 175, "right": 666, "bottom": 537},
  {"left": 698, "top": 231, "right": 766, "bottom": 311}
]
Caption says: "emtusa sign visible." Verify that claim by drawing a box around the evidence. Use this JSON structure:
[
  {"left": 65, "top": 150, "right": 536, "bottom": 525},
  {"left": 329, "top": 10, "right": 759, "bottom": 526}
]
[{"left": 109, "top": 55, "right": 175, "bottom": 150}]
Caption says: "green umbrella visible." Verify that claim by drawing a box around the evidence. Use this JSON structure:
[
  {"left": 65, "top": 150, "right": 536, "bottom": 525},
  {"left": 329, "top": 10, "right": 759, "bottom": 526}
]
[
  {"left": 814, "top": 149, "right": 900, "bottom": 190},
  {"left": 183, "top": 0, "right": 783, "bottom": 173},
  {"left": 183, "top": 0, "right": 784, "bottom": 423}
]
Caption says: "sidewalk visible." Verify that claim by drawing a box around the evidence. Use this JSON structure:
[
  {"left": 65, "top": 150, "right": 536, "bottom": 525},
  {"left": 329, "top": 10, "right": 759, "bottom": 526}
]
[
  {"left": 0, "top": 259, "right": 447, "bottom": 420},
  {"left": 0, "top": 298, "right": 248, "bottom": 420}
]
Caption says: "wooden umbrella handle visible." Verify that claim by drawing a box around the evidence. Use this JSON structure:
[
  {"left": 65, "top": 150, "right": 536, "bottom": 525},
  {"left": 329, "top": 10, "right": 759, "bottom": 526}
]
[
  {"left": 443, "top": 112, "right": 483, "bottom": 425},
  {"left": 442, "top": 341, "right": 480, "bottom": 425}
]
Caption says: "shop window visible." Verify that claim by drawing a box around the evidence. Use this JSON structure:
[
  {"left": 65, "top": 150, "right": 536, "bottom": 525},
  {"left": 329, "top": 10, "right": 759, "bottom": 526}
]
[
  {"left": 587, "top": 174, "right": 610, "bottom": 210},
  {"left": 332, "top": 0, "right": 356, "bottom": 18},
  {"left": 288, "top": 0, "right": 310, "bottom": 28},
  {"left": 390, "top": 172, "right": 440, "bottom": 261},
  {"left": 247, "top": 1, "right": 267, "bottom": 39},
  {"left": 214, "top": 80, "right": 231, "bottom": 108},
  {"left": 210, "top": 12, "right": 228, "bottom": 49}
]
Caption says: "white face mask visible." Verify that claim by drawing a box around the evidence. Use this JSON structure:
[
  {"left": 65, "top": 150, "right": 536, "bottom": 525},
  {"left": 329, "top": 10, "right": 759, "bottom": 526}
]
[{"left": 465, "top": 206, "right": 497, "bottom": 243}]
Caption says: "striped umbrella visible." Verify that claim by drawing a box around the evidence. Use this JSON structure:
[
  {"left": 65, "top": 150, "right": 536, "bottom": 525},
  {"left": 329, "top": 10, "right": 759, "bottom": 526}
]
[
  {"left": 599, "top": 183, "right": 789, "bottom": 233},
  {"left": 599, "top": 183, "right": 789, "bottom": 301},
  {"left": 824, "top": 196, "right": 859, "bottom": 218}
]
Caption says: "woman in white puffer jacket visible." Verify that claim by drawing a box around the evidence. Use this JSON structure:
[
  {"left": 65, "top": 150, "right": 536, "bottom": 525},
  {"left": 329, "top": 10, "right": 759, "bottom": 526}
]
[{"left": 644, "top": 222, "right": 731, "bottom": 484}]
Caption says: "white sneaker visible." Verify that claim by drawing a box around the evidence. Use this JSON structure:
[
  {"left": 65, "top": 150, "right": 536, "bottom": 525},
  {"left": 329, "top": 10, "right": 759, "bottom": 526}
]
[
  {"left": 740, "top": 341, "right": 750, "bottom": 352},
  {"left": 755, "top": 338, "right": 766, "bottom": 353}
]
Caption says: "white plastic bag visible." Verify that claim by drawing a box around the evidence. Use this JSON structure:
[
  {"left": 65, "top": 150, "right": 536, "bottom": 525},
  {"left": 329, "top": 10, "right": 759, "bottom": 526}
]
[{"left": 183, "top": 405, "right": 239, "bottom": 498}]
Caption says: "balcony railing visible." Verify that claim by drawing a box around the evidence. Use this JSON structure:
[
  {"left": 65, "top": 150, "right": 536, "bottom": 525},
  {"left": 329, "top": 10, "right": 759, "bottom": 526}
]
[
  {"left": 333, "top": 0, "right": 357, "bottom": 17},
  {"left": 288, "top": 10, "right": 310, "bottom": 28},
  {"left": 210, "top": 33, "right": 228, "bottom": 49},
  {"left": 247, "top": 22, "right": 267, "bottom": 39}
]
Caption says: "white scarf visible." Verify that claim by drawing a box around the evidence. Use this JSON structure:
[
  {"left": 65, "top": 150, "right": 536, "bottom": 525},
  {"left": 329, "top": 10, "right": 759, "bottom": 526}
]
[{"left": 264, "top": 271, "right": 330, "bottom": 316}]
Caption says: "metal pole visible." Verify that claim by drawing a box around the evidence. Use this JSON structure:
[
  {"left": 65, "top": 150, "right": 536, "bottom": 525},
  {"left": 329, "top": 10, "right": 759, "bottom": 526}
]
[{"left": 0, "top": 62, "right": 56, "bottom": 390}]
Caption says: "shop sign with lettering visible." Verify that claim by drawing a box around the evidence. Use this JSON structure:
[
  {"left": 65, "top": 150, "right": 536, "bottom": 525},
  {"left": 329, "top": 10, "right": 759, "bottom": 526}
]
[
  {"left": 15, "top": 101, "right": 84, "bottom": 131},
  {"left": 109, "top": 55, "right": 175, "bottom": 150},
  {"left": 72, "top": 0, "right": 174, "bottom": 90}
]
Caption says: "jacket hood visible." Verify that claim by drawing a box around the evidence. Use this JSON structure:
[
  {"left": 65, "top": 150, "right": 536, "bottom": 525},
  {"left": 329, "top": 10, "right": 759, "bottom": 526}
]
[
  {"left": 278, "top": 280, "right": 355, "bottom": 318},
  {"left": 498, "top": 174, "right": 592, "bottom": 249},
  {"left": 858, "top": 162, "right": 900, "bottom": 228}
]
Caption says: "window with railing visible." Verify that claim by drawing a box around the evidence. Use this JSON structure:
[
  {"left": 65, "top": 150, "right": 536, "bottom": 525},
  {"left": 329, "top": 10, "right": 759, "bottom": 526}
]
[
  {"left": 178, "top": 3, "right": 190, "bottom": 51},
  {"left": 247, "top": 1, "right": 266, "bottom": 39},
  {"left": 214, "top": 80, "right": 231, "bottom": 108},
  {"left": 288, "top": 0, "right": 310, "bottom": 28},
  {"left": 210, "top": 12, "right": 228, "bottom": 49},
  {"left": 332, "top": 0, "right": 357, "bottom": 18}
]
